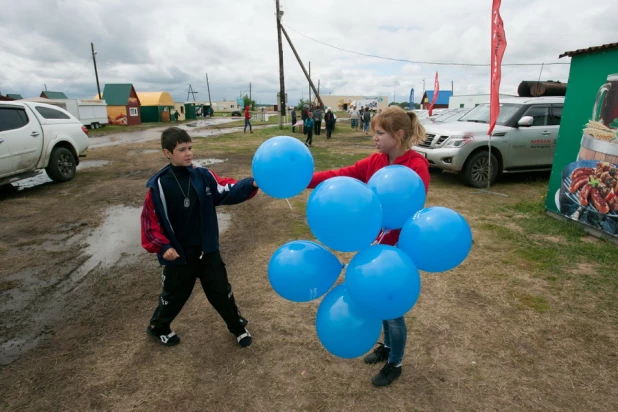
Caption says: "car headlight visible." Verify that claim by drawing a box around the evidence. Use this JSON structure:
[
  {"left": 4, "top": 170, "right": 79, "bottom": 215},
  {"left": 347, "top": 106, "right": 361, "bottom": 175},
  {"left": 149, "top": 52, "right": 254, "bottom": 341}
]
[{"left": 443, "top": 135, "right": 474, "bottom": 148}]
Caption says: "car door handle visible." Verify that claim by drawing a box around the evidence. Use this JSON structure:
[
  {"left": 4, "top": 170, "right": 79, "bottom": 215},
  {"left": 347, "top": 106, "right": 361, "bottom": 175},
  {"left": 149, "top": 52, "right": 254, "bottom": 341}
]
[
  {"left": 31, "top": 131, "right": 40, "bottom": 137},
  {"left": 0, "top": 138, "right": 4, "bottom": 143},
  {"left": 541, "top": 131, "right": 551, "bottom": 135}
]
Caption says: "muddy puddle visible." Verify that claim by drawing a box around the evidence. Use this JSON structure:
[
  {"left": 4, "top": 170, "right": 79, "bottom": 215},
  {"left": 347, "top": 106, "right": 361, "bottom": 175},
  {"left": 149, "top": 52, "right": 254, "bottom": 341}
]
[
  {"left": 11, "top": 172, "right": 52, "bottom": 190},
  {"left": 89, "top": 122, "right": 276, "bottom": 148},
  {"left": 0, "top": 205, "right": 231, "bottom": 364},
  {"left": 129, "top": 149, "right": 160, "bottom": 155},
  {"left": 11, "top": 161, "right": 112, "bottom": 191},
  {"left": 193, "top": 158, "right": 227, "bottom": 167},
  {"left": 76, "top": 160, "right": 111, "bottom": 170}
]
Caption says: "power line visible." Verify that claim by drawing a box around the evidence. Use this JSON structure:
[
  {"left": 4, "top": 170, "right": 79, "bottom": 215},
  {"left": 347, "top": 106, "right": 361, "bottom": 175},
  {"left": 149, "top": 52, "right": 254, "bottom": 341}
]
[{"left": 282, "top": 24, "right": 570, "bottom": 67}]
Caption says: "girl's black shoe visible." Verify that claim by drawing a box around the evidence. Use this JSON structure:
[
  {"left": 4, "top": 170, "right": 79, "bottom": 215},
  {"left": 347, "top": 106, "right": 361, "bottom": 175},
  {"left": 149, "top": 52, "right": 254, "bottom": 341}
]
[
  {"left": 371, "top": 363, "right": 402, "bottom": 387},
  {"left": 363, "top": 343, "right": 390, "bottom": 364}
]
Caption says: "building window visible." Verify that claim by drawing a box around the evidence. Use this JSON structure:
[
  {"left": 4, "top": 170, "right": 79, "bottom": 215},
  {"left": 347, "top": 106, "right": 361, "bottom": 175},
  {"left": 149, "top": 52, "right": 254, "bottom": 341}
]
[
  {"left": 129, "top": 107, "right": 138, "bottom": 116},
  {"left": 460, "top": 104, "right": 464, "bottom": 108},
  {"left": 180, "top": 106, "right": 184, "bottom": 114},
  {"left": 231, "top": 105, "right": 234, "bottom": 109}
]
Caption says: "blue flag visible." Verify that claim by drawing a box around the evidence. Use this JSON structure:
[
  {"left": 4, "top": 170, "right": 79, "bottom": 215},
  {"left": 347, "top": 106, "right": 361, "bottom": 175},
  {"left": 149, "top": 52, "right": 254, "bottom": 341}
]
[{"left": 409, "top": 88, "right": 415, "bottom": 110}]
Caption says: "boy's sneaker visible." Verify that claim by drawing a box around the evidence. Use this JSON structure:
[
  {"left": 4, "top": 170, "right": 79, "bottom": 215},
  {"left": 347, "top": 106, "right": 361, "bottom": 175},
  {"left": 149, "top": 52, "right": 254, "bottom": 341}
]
[
  {"left": 146, "top": 326, "right": 180, "bottom": 347},
  {"left": 363, "top": 343, "right": 390, "bottom": 364},
  {"left": 235, "top": 327, "right": 252, "bottom": 348},
  {"left": 371, "top": 363, "right": 402, "bottom": 387}
]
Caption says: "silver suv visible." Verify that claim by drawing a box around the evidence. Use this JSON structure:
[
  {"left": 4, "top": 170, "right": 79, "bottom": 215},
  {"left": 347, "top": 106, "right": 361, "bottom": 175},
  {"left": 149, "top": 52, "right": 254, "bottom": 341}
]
[{"left": 413, "top": 97, "right": 564, "bottom": 187}]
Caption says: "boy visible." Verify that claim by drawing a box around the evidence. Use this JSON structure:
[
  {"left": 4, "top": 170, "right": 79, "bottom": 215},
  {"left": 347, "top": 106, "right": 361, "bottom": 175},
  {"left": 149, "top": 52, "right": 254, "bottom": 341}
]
[
  {"left": 304, "top": 112, "right": 315, "bottom": 147},
  {"left": 141, "top": 127, "right": 258, "bottom": 347}
]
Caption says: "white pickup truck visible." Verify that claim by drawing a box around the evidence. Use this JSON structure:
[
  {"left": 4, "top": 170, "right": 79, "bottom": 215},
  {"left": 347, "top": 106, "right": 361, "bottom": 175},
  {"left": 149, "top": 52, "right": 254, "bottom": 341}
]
[{"left": 0, "top": 101, "right": 89, "bottom": 188}]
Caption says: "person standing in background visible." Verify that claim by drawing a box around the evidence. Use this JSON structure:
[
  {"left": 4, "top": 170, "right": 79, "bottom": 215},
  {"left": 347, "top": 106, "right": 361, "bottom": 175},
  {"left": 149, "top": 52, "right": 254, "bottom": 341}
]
[
  {"left": 324, "top": 107, "right": 335, "bottom": 139},
  {"left": 313, "top": 106, "right": 323, "bottom": 136},
  {"left": 291, "top": 107, "right": 297, "bottom": 133}
]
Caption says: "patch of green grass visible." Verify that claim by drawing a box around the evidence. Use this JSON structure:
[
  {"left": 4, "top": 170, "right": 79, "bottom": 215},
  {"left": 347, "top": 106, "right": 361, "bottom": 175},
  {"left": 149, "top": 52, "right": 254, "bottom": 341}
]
[
  {"left": 291, "top": 219, "right": 312, "bottom": 239},
  {"left": 515, "top": 293, "right": 551, "bottom": 313},
  {"left": 489, "top": 200, "right": 618, "bottom": 298}
]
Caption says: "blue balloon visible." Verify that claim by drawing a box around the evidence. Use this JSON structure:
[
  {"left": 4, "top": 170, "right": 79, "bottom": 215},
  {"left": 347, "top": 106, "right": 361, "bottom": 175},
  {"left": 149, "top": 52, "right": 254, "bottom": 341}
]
[
  {"left": 252, "top": 136, "right": 314, "bottom": 199},
  {"left": 367, "top": 165, "right": 426, "bottom": 230},
  {"left": 398, "top": 207, "right": 472, "bottom": 272},
  {"left": 316, "top": 284, "right": 382, "bottom": 358},
  {"left": 307, "top": 177, "right": 382, "bottom": 252},
  {"left": 345, "top": 245, "right": 422, "bottom": 320},
  {"left": 268, "top": 240, "right": 343, "bottom": 302}
]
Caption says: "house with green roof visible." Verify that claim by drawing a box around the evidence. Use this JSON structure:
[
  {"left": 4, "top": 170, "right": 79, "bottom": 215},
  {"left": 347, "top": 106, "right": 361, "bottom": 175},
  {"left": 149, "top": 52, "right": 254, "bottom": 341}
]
[
  {"left": 40, "top": 91, "right": 68, "bottom": 99},
  {"left": 7, "top": 94, "right": 23, "bottom": 100},
  {"left": 96, "top": 84, "right": 142, "bottom": 126}
]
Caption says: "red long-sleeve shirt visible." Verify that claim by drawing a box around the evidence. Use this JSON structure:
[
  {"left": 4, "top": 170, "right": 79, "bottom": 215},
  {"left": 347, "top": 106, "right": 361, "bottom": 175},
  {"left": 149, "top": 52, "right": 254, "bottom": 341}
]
[{"left": 308, "top": 150, "right": 430, "bottom": 246}]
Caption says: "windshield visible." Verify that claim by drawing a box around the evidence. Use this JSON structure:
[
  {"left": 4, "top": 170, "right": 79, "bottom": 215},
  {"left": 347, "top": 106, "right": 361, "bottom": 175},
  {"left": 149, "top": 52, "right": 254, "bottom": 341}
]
[
  {"left": 435, "top": 109, "right": 466, "bottom": 122},
  {"left": 458, "top": 103, "right": 521, "bottom": 126}
]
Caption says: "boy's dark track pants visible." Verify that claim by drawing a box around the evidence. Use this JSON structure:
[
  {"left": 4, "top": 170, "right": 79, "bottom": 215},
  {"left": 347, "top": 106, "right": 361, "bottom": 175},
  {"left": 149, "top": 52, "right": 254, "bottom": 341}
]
[{"left": 149, "top": 248, "right": 245, "bottom": 335}]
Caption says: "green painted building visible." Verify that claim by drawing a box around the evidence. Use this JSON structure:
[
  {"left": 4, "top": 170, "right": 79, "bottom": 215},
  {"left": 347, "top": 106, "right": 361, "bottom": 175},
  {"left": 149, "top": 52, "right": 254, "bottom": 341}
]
[
  {"left": 136, "top": 92, "right": 175, "bottom": 123},
  {"left": 545, "top": 42, "right": 618, "bottom": 238}
]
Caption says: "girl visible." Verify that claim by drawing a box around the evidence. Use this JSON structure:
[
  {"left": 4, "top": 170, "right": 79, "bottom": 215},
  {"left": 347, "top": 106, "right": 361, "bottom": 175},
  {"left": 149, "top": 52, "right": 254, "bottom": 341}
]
[{"left": 307, "top": 106, "right": 430, "bottom": 386}]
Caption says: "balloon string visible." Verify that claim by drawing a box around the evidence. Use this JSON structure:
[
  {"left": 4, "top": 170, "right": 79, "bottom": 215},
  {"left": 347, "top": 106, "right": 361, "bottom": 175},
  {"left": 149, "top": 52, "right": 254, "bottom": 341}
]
[{"left": 285, "top": 198, "right": 293, "bottom": 210}]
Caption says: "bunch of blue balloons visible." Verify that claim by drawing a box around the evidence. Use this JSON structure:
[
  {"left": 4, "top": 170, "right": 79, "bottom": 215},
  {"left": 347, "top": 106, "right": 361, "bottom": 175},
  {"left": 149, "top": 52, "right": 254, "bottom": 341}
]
[{"left": 253, "top": 136, "right": 473, "bottom": 358}]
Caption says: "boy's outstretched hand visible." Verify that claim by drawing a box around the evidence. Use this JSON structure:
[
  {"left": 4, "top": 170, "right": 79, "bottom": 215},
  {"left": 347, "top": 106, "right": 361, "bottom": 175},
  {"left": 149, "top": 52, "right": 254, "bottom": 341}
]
[{"left": 163, "top": 248, "right": 180, "bottom": 261}]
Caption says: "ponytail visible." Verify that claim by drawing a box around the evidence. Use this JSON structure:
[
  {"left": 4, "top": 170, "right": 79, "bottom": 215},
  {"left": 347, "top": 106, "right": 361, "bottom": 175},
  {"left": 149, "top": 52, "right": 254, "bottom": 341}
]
[
  {"left": 406, "top": 111, "right": 426, "bottom": 148},
  {"left": 370, "top": 106, "right": 426, "bottom": 149}
]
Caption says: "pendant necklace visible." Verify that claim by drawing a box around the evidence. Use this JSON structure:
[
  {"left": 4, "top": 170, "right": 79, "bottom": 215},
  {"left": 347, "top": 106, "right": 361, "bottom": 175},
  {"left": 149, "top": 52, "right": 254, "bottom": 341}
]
[{"left": 170, "top": 168, "right": 191, "bottom": 208}]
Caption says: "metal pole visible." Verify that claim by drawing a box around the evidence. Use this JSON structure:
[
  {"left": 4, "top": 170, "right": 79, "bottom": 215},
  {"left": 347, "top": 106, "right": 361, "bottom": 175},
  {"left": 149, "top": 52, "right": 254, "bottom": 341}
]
[
  {"left": 91, "top": 42, "right": 102, "bottom": 100},
  {"left": 309, "top": 62, "right": 311, "bottom": 105},
  {"left": 276, "top": 0, "right": 286, "bottom": 129},
  {"left": 249, "top": 82, "right": 252, "bottom": 101},
  {"left": 206, "top": 73, "right": 212, "bottom": 107},
  {"left": 280, "top": 25, "right": 324, "bottom": 109}
]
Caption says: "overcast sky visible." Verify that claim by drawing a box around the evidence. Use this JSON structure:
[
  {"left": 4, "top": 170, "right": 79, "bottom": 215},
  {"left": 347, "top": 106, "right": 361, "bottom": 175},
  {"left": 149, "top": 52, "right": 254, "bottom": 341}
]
[{"left": 1, "top": 0, "right": 616, "bottom": 106}]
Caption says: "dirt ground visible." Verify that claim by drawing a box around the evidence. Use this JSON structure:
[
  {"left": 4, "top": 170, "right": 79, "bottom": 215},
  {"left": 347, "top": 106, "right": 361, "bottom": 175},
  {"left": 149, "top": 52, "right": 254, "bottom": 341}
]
[{"left": 0, "top": 126, "right": 617, "bottom": 411}]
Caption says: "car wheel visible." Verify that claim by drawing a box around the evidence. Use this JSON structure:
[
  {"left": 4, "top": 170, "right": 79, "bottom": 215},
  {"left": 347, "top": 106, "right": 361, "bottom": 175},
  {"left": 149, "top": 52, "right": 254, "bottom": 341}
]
[
  {"left": 46, "top": 147, "right": 76, "bottom": 182},
  {"left": 462, "top": 151, "right": 499, "bottom": 188}
]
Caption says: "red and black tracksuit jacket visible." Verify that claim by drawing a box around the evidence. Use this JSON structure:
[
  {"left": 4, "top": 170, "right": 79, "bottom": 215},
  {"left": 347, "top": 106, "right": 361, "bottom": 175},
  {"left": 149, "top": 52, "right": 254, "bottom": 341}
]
[{"left": 141, "top": 164, "right": 257, "bottom": 266}]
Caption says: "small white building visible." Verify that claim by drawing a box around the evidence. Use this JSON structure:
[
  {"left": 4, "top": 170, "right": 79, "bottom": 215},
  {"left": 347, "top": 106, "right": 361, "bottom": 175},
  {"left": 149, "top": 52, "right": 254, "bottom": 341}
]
[
  {"left": 448, "top": 94, "right": 518, "bottom": 109},
  {"left": 212, "top": 100, "right": 242, "bottom": 112}
]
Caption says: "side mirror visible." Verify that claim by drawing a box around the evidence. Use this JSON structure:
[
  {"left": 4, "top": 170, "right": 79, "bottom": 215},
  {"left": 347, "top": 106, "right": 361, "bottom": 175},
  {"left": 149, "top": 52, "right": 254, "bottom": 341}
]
[{"left": 517, "top": 116, "right": 534, "bottom": 127}]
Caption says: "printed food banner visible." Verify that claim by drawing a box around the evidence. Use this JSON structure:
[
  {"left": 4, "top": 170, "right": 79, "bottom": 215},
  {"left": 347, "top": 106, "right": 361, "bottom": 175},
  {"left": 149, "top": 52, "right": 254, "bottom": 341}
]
[{"left": 545, "top": 53, "right": 618, "bottom": 237}]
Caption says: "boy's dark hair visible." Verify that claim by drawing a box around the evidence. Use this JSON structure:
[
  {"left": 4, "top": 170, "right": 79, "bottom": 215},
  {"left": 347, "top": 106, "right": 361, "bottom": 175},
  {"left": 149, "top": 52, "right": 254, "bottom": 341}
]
[{"left": 161, "top": 127, "right": 191, "bottom": 152}]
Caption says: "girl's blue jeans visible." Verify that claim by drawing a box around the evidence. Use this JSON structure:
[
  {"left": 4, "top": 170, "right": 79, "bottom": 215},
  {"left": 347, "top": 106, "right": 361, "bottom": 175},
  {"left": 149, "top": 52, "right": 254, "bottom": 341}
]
[
  {"left": 383, "top": 317, "right": 407, "bottom": 365},
  {"left": 244, "top": 119, "right": 252, "bottom": 132}
]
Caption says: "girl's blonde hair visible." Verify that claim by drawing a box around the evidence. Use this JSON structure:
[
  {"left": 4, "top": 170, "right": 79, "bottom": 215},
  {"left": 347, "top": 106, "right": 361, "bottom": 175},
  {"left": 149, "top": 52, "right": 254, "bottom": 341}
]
[{"left": 370, "top": 106, "right": 426, "bottom": 149}]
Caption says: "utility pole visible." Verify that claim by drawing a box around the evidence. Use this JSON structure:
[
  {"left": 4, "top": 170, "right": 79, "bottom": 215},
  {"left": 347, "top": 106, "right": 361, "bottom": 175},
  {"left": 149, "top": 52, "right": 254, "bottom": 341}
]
[
  {"left": 317, "top": 80, "right": 320, "bottom": 97},
  {"left": 187, "top": 85, "right": 198, "bottom": 101},
  {"left": 308, "top": 62, "right": 311, "bottom": 105},
  {"left": 205, "top": 73, "right": 212, "bottom": 107},
  {"left": 91, "top": 42, "right": 102, "bottom": 100},
  {"left": 275, "top": 0, "right": 286, "bottom": 129},
  {"left": 249, "top": 82, "right": 252, "bottom": 101},
  {"left": 280, "top": 26, "right": 324, "bottom": 109}
]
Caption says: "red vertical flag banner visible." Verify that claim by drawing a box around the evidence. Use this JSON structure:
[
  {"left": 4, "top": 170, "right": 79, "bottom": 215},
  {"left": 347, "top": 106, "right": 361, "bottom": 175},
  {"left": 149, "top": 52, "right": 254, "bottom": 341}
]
[
  {"left": 428, "top": 72, "right": 439, "bottom": 117},
  {"left": 489, "top": 0, "right": 507, "bottom": 136}
]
